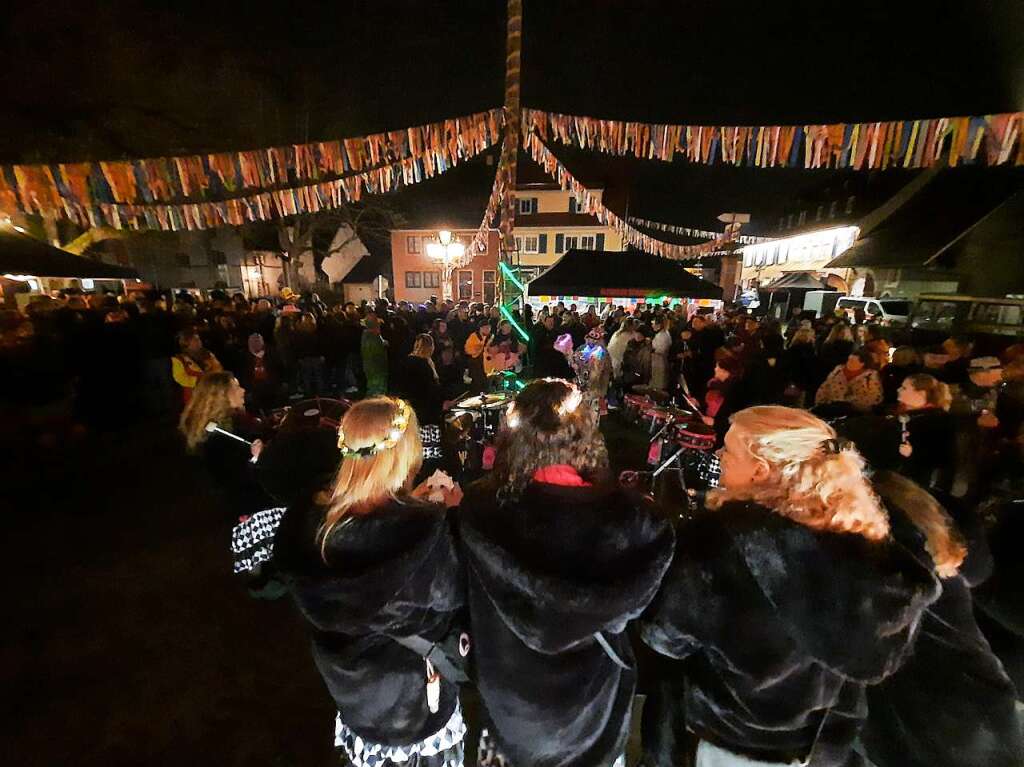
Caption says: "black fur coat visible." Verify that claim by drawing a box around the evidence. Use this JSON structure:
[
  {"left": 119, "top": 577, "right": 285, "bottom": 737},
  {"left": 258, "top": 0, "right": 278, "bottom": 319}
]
[
  {"left": 458, "top": 478, "right": 674, "bottom": 767},
  {"left": 273, "top": 497, "right": 464, "bottom": 745},
  {"left": 641, "top": 501, "right": 939, "bottom": 766}
]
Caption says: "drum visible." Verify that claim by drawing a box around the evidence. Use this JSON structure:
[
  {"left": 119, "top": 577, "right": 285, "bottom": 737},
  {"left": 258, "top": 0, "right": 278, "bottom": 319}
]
[
  {"left": 643, "top": 405, "right": 691, "bottom": 434},
  {"left": 670, "top": 421, "right": 717, "bottom": 452},
  {"left": 623, "top": 393, "right": 652, "bottom": 423},
  {"left": 272, "top": 397, "right": 350, "bottom": 434},
  {"left": 454, "top": 392, "right": 514, "bottom": 412}
]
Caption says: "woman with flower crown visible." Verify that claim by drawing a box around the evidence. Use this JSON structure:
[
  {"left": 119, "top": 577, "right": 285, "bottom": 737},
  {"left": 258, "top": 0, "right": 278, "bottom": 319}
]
[
  {"left": 458, "top": 378, "right": 674, "bottom": 767},
  {"left": 273, "top": 397, "right": 468, "bottom": 767}
]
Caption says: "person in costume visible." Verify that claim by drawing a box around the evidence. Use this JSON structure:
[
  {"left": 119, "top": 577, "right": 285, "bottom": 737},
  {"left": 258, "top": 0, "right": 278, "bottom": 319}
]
[
  {"left": 360, "top": 316, "right": 388, "bottom": 396},
  {"left": 274, "top": 397, "right": 467, "bottom": 767},
  {"left": 641, "top": 406, "right": 938, "bottom": 767},
  {"left": 571, "top": 326, "right": 612, "bottom": 415},
  {"left": 171, "top": 329, "right": 221, "bottom": 405},
  {"left": 458, "top": 379, "right": 674, "bottom": 767}
]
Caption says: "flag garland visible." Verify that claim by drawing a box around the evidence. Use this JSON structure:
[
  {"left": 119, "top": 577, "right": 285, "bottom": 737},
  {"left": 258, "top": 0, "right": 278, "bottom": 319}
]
[
  {"left": 524, "top": 131, "right": 735, "bottom": 260},
  {"left": 0, "top": 109, "right": 503, "bottom": 228},
  {"left": 33, "top": 120, "right": 501, "bottom": 232},
  {"left": 627, "top": 217, "right": 771, "bottom": 244},
  {"left": 522, "top": 108, "right": 1024, "bottom": 170},
  {"left": 455, "top": 141, "right": 508, "bottom": 269}
]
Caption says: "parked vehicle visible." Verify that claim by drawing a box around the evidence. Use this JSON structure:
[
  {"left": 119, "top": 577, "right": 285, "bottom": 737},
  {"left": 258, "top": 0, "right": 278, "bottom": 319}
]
[
  {"left": 802, "top": 289, "right": 842, "bottom": 318},
  {"left": 835, "top": 296, "right": 911, "bottom": 325},
  {"left": 910, "top": 294, "right": 1024, "bottom": 352}
]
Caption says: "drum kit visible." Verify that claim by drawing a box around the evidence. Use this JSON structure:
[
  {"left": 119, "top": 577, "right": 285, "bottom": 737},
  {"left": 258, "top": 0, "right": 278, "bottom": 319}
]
[{"left": 444, "top": 391, "right": 516, "bottom": 477}]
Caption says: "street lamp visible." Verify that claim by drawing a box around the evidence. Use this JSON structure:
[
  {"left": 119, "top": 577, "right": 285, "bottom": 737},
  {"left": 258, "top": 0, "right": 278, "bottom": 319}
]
[{"left": 426, "top": 229, "right": 466, "bottom": 303}]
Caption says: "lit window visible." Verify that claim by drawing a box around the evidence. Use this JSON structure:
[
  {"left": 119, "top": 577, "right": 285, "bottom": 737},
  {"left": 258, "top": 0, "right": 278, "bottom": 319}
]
[
  {"left": 423, "top": 272, "right": 440, "bottom": 288},
  {"left": 458, "top": 270, "right": 473, "bottom": 300},
  {"left": 483, "top": 270, "right": 496, "bottom": 304},
  {"left": 521, "top": 235, "right": 539, "bottom": 254},
  {"left": 407, "top": 236, "right": 420, "bottom": 254},
  {"left": 405, "top": 271, "right": 422, "bottom": 288}
]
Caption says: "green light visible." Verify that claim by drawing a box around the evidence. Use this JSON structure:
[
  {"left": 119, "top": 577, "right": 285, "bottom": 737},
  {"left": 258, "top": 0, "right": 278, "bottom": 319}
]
[
  {"left": 499, "top": 261, "right": 525, "bottom": 292},
  {"left": 499, "top": 304, "right": 531, "bottom": 343},
  {"left": 514, "top": 379, "right": 526, "bottom": 391}
]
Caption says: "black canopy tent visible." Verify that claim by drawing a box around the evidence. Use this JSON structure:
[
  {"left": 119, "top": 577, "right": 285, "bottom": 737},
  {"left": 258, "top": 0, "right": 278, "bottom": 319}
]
[
  {"left": 0, "top": 227, "right": 139, "bottom": 279},
  {"left": 527, "top": 249, "right": 722, "bottom": 300}
]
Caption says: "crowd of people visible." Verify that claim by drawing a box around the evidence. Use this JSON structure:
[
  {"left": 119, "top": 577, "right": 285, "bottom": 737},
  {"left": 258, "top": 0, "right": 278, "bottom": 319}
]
[{"left": 4, "top": 284, "right": 1024, "bottom": 766}]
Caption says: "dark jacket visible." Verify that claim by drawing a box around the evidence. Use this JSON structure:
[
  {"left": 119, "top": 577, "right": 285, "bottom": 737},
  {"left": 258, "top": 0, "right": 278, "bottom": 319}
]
[
  {"left": 862, "top": 494, "right": 1024, "bottom": 767},
  {"left": 642, "top": 502, "right": 938, "bottom": 766},
  {"left": 392, "top": 355, "right": 445, "bottom": 426},
  {"left": 458, "top": 478, "right": 674, "bottom": 767},
  {"left": 274, "top": 498, "right": 464, "bottom": 746},
  {"left": 200, "top": 415, "right": 272, "bottom": 519}
]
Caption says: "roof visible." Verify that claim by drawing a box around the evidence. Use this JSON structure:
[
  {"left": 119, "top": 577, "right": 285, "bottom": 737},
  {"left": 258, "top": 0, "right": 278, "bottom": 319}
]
[
  {"left": 341, "top": 255, "right": 386, "bottom": 284},
  {"left": 763, "top": 271, "right": 830, "bottom": 291},
  {"left": 0, "top": 228, "right": 139, "bottom": 279},
  {"left": 827, "top": 168, "right": 1024, "bottom": 269},
  {"left": 514, "top": 212, "right": 604, "bottom": 228},
  {"left": 527, "top": 248, "right": 722, "bottom": 300}
]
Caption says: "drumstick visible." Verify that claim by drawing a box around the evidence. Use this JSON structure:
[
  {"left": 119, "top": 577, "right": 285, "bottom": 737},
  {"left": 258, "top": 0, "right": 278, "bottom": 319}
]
[{"left": 205, "top": 422, "right": 254, "bottom": 446}]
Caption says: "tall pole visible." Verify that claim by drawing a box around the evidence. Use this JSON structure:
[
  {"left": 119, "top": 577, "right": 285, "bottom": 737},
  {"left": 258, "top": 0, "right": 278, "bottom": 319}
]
[{"left": 499, "top": 0, "right": 522, "bottom": 304}]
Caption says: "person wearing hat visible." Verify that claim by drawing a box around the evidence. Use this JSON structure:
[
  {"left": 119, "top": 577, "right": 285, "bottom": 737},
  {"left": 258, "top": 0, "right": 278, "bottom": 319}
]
[
  {"left": 360, "top": 316, "right": 389, "bottom": 396},
  {"left": 572, "top": 326, "right": 613, "bottom": 415}
]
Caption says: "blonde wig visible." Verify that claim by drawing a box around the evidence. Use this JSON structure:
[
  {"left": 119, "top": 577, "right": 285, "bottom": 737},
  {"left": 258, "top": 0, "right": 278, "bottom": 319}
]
[
  {"left": 494, "top": 378, "right": 609, "bottom": 497},
  {"left": 708, "top": 406, "right": 890, "bottom": 541},
  {"left": 904, "top": 373, "right": 953, "bottom": 411},
  {"left": 178, "top": 371, "right": 238, "bottom": 452},
  {"left": 320, "top": 397, "right": 422, "bottom": 558}
]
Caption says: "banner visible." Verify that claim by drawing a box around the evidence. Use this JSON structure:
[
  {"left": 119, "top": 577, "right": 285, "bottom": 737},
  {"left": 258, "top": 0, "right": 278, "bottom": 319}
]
[
  {"left": 524, "top": 131, "right": 735, "bottom": 261},
  {"left": 522, "top": 108, "right": 1024, "bottom": 170},
  {"left": 1, "top": 109, "right": 503, "bottom": 227}
]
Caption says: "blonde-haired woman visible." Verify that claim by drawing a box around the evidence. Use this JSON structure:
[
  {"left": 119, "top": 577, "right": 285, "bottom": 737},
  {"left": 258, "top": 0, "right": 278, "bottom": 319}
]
[
  {"left": 642, "top": 406, "right": 938, "bottom": 767},
  {"left": 273, "top": 397, "right": 467, "bottom": 767},
  {"left": 896, "top": 373, "right": 957, "bottom": 492},
  {"left": 459, "top": 379, "right": 673, "bottom": 767},
  {"left": 393, "top": 334, "right": 450, "bottom": 427},
  {"left": 179, "top": 371, "right": 268, "bottom": 518}
]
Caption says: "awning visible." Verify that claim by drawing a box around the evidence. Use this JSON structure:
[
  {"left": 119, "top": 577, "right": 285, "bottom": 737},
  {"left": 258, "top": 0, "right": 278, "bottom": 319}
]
[
  {"left": 527, "top": 248, "right": 722, "bottom": 300},
  {"left": 762, "top": 271, "right": 830, "bottom": 291},
  {"left": 0, "top": 228, "right": 139, "bottom": 279}
]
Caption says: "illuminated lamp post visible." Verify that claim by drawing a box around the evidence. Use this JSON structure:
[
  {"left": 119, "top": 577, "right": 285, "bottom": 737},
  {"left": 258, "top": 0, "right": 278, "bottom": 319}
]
[{"left": 425, "top": 229, "right": 465, "bottom": 303}]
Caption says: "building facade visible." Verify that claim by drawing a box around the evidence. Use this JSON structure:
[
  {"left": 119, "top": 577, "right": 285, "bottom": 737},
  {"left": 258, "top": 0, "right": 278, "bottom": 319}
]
[
  {"left": 511, "top": 186, "right": 624, "bottom": 282},
  {"left": 390, "top": 228, "right": 501, "bottom": 304}
]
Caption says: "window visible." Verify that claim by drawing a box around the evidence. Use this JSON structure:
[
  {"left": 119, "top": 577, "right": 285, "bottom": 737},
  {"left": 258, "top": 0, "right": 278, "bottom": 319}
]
[
  {"left": 815, "top": 205, "right": 824, "bottom": 222},
  {"left": 829, "top": 201, "right": 838, "bottom": 219},
  {"left": 175, "top": 253, "right": 190, "bottom": 268},
  {"left": 564, "top": 235, "right": 579, "bottom": 251},
  {"left": 483, "top": 270, "right": 497, "bottom": 304},
  {"left": 579, "top": 235, "right": 596, "bottom": 250},
  {"left": 845, "top": 196, "right": 856, "bottom": 214},
  {"left": 423, "top": 271, "right": 440, "bottom": 289},
  {"left": 569, "top": 197, "right": 583, "bottom": 214},
  {"left": 518, "top": 197, "right": 538, "bottom": 215},
  {"left": 516, "top": 235, "right": 539, "bottom": 254},
  {"left": 210, "top": 250, "right": 227, "bottom": 266},
  {"left": 405, "top": 271, "right": 422, "bottom": 288},
  {"left": 457, "top": 270, "right": 473, "bottom": 301},
  {"left": 406, "top": 236, "right": 421, "bottom": 254}
]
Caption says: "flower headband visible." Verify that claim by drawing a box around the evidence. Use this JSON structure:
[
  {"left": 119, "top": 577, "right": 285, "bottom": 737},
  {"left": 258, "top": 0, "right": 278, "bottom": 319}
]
[{"left": 337, "top": 399, "right": 412, "bottom": 458}]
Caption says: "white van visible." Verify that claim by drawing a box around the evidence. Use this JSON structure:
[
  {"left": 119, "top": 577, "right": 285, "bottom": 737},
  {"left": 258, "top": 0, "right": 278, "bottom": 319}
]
[{"left": 835, "top": 296, "right": 911, "bottom": 325}]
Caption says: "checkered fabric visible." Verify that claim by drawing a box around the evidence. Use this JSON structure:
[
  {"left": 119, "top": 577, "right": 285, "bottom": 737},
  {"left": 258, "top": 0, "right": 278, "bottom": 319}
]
[
  {"left": 335, "top": 700, "right": 466, "bottom": 767},
  {"left": 421, "top": 425, "right": 443, "bottom": 460},
  {"left": 231, "top": 507, "right": 286, "bottom": 574}
]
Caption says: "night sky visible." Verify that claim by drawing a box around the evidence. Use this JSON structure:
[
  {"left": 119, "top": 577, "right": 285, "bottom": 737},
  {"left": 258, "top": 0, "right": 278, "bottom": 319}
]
[{"left": 3, "top": 0, "right": 1022, "bottom": 231}]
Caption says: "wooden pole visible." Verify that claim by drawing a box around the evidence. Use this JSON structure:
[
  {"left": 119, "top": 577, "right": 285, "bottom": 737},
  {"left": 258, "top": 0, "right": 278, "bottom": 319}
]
[{"left": 499, "top": 0, "right": 523, "bottom": 303}]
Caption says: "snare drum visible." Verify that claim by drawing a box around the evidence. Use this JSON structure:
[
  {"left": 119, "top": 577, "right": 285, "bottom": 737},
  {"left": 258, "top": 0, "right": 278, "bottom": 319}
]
[{"left": 623, "top": 393, "right": 652, "bottom": 423}]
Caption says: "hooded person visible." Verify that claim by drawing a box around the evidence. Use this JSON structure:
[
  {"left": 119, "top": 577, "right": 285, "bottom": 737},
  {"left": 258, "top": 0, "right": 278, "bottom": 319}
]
[
  {"left": 458, "top": 379, "right": 674, "bottom": 767},
  {"left": 272, "top": 397, "right": 468, "bottom": 767},
  {"left": 641, "top": 406, "right": 939, "bottom": 767}
]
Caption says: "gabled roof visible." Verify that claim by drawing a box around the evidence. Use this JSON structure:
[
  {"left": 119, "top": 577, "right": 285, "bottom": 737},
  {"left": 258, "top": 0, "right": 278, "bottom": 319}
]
[
  {"left": 341, "top": 255, "right": 386, "bottom": 284},
  {"left": 0, "top": 228, "right": 139, "bottom": 278},
  {"left": 827, "top": 168, "right": 1024, "bottom": 269},
  {"left": 527, "top": 248, "right": 722, "bottom": 299}
]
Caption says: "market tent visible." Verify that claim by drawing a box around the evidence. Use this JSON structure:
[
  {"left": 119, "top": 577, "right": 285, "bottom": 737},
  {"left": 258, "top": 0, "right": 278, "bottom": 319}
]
[
  {"left": 0, "top": 227, "right": 139, "bottom": 279},
  {"left": 527, "top": 248, "right": 722, "bottom": 299},
  {"left": 762, "top": 271, "right": 830, "bottom": 291}
]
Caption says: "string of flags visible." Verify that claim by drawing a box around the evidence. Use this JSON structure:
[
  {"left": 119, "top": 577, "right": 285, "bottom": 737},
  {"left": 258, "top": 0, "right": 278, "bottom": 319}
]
[
  {"left": 0, "top": 110, "right": 503, "bottom": 230},
  {"left": 524, "top": 131, "right": 735, "bottom": 261},
  {"left": 522, "top": 108, "right": 1024, "bottom": 170},
  {"left": 457, "top": 141, "right": 508, "bottom": 268},
  {"left": 627, "top": 216, "right": 771, "bottom": 244}
]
